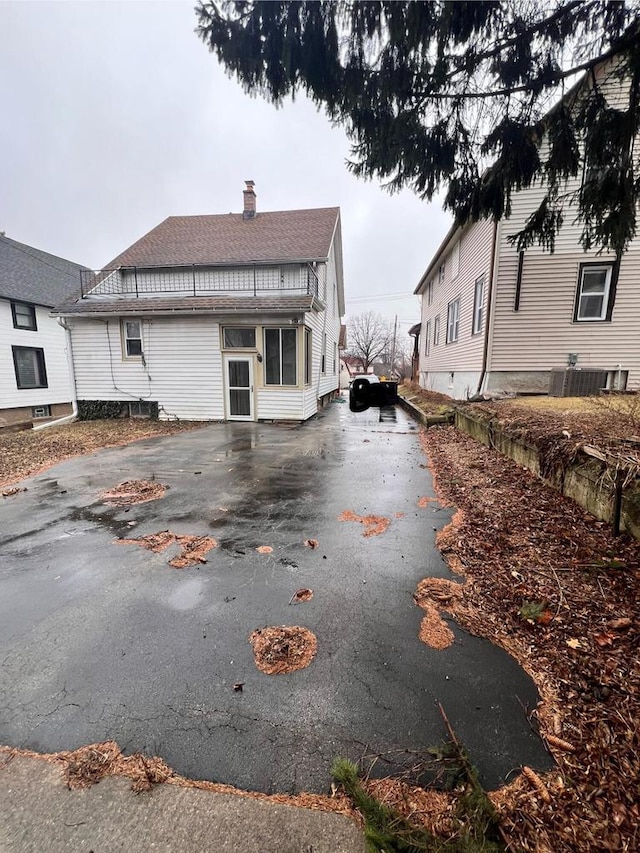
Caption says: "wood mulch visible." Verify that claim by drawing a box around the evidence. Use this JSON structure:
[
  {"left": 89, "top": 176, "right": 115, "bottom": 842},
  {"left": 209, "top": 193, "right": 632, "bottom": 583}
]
[
  {"left": 248, "top": 626, "right": 318, "bottom": 675},
  {"left": 100, "top": 480, "right": 167, "bottom": 505},
  {"left": 0, "top": 419, "right": 205, "bottom": 489},
  {"left": 411, "top": 424, "right": 640, "bottom": 853},
  {"left": 338, "top": 509, "right": 390, "bottom": 537},
  {"left": 116, "top": 531, "right": 218, "bottom": 568}
]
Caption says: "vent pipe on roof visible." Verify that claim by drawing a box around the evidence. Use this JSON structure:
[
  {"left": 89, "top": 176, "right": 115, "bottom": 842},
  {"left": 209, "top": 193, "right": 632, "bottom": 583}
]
[{"left": 243, "top": 180, "right": 256, "bottom": 220}]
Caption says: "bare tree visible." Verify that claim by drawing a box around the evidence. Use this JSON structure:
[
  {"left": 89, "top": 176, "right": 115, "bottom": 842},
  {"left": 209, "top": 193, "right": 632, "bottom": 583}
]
[{"left": 347, "top": 312, "right": 393, "bottom": 372}]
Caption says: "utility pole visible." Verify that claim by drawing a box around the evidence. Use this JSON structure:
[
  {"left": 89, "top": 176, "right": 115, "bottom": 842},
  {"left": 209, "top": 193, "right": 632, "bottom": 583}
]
[{"left": 390, "top": 315, "right": 397, "bottom": 378}]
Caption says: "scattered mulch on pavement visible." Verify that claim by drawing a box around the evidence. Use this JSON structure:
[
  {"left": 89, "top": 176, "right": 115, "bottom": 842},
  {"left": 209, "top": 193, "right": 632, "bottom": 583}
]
[
  {"left": 417, "top": 424, "right": 639, "bottom": 853},
  {"left": 362, "top": 777, "right": 455, "bottom": 836},
  {"left": 0, "top": 419, "right": 204, "bottom": 489},
  {"left": 1, "top": 487, "right": 26, "bottom": 498},
  {"left": 289, "top": 588, "right": 313, "bottom": 604},
  {"left": 101, "top": 479, "right": 167, "bottom": 505},
  {"left": 116, "top": 531, "right": 217, "bottom": 568},
  {"left": 414, "top": 578, "right": 464, "bottom": 650},
  {"left": 339, "top": 509, "right": 390, "bottom": 537},
  {"left": 248, "top": 626, "right": 318, "bottom": 675},
  {"left": 303, "top": 538, "right": 319, "bottom": 548},
  {"left": 417, "top": 496, "right": 436, "bottom": 507},
  {"left": 256, "top": 545, "right": 273, "bottom": 554}
]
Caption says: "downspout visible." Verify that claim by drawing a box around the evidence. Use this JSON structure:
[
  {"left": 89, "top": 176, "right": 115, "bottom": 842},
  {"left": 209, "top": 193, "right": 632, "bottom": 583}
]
[
  {"left": 33, "top": 317, "right": 78, "bottom": 431},
  {"left": 475, "top": 218, "right": 499, "bottom": 397}
]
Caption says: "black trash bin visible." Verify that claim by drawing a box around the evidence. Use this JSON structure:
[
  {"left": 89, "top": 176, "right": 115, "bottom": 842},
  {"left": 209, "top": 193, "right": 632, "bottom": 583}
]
[{"left": 349, "top": 377, "right": 398, "bottom": 412}]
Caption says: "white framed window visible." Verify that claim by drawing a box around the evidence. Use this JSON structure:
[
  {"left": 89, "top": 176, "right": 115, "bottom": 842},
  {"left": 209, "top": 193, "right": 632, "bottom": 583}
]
[
  {"left": 446, "top": 298, "right": 460, "bottom": 344},
  {"left": 122, "top": 319, "right": 143, "bottom": 357},
  {"left": 575, "top": 264, "right": 614, "bottom": 321},
  {"left": 12, "top": 346, "right": 47, "bottom": 389},
  {"left": 438, "top": 263, "right": 445, "bottom": 284},
  {"left": 264, "top": 327, "right": 297, "bottom": 385},
  {"left": 451, "top": 242, "right": 460, "bottom": 279},
  {"left": 472, "top": 276, "right": 485, "bottom": 335},
  {"left": 433, "top": 316, "right": 440, "bottom": 346},
  {"left": 424, "top": 320, "right": 431, "bottom": 355},
  {"left": 223, "top": 327, "right": 256, "bottom": 348},
  {"left": 426, "top": 279, "right": 434, "bottom": 306}
]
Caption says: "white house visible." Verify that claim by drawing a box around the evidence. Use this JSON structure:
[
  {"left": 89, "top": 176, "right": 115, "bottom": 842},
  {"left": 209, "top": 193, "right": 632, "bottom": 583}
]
[
  {"left": 0, "top": 234, "right": 86, "bottom": 428},
  {"left": 414, "top": 64, "right": 640, "bottom": 400},
  {"left": 57, "top": 183, "right": 345, "bottom": 422}
]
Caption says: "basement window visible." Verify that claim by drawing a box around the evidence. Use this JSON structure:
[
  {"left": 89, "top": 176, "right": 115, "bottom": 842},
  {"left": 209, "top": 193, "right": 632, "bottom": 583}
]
[
  {"left": 32, "top": 405, "right": 51, "bottom": 419},
  {"left": 128, "top": 401, "right": 151, "bottom": 418}
]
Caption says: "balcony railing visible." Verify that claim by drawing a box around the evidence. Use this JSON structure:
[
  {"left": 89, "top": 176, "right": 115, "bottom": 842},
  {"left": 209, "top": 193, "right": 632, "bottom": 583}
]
[{"left": 80, "top": 263, "right": 322, "bottom": 300}]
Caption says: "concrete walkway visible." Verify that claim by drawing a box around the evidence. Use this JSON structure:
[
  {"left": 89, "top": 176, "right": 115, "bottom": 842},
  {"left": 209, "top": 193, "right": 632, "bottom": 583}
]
[{"left": 0, "top": 754, "right": 365, "bottom": 853}]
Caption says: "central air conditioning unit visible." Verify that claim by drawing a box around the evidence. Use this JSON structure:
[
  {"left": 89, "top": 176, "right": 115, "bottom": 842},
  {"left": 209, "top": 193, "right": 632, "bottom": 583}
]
[{"left": 549, "top": 368, "right": 607, "bottom": 397}]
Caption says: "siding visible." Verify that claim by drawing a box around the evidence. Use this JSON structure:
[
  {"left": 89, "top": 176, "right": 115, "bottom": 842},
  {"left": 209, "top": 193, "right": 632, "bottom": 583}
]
[
  {"left": 418, "top": 217, "right": 494, "bottom": 385},
  {"left": 69, "top": 315, "right": 224, "bottom": 420},
  {"left": 490, "top": 183, "right": 640, "bottom": 388},
  {"left": 0, "top": 299, "right": 73, "bottom": 411}
]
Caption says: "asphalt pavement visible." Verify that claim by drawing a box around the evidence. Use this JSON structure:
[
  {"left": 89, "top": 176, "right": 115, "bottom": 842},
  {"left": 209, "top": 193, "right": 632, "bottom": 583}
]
[{"left": 0, "top": 397, "right": 553, "bottom": 800}]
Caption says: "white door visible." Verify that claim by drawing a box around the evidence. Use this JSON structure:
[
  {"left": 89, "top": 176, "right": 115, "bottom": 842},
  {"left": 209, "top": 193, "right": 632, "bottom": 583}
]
[{"left": 225, "top": 357, "right": 254, "bottom": 421}]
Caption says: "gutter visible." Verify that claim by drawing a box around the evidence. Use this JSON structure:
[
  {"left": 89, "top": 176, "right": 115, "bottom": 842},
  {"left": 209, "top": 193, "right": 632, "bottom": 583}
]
[
  {"left": 475, "top": 218, "right": 499, "bottom": 397},
  {"left": 33, "top": 318, "right": 78, "bottom": 430}
]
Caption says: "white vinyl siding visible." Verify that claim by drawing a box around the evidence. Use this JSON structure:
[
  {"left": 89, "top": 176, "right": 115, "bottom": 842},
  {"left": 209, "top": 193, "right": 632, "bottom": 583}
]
[{"left": 1, "top": 300, "right": 73, "bottom": 410}]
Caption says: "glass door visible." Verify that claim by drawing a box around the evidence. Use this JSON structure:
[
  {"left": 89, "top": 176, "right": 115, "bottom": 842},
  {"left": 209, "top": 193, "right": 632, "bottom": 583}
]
[{"left": 225, "top": 357, "right": 254, "bottom": 420}]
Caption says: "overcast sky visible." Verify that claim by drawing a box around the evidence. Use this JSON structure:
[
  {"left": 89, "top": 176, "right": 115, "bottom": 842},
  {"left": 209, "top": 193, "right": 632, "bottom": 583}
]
[{"left": 0, "top": 0, "right": 452, "bottom": 342}]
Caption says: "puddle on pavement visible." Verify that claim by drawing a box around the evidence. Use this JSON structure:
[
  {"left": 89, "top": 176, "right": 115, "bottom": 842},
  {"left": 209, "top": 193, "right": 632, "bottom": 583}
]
[{"left": 167, "top": 578, "right": 205, "bottom": 611}]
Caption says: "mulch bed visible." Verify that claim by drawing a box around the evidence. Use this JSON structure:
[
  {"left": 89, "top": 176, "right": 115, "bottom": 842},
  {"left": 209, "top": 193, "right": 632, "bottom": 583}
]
[
  {"left": 116, "top": 531, "right": 218, "bottom": 568},
  {"left": 248, "top": 626, "right": 318, "bottom": 675},
  {"left": 0, "top": 419, "right": 204, "bottom": 489},
  {"left": 101, "top": 480, "right": 167, "bottom": 505},
  {"left": 411, "top": 424, "right": 640, "bottom": 853},
  {"left": 339, "top": 509, "right": 390, "bottom": 537}
]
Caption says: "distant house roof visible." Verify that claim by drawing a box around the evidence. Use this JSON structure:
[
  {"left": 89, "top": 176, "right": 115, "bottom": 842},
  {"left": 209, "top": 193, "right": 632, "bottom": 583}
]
[
  {"left": 0, "top": 234, "right": 87, "bottom": 308},
  {"left": 106, "top": 208, "right": 341, "bottom": 269}
]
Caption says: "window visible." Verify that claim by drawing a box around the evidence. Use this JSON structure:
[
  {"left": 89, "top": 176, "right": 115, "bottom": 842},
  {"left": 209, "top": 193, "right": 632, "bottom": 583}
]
[
  {"left": 122, "top": 319, "right": 142, "bottom": 357},
  {"left": 264, "top": 327, "right": 297, "bottom": 385},
  {"left": 305, "top": 328, "right": 312, "bottom": 385},
  {"left": 223, "top": 327, "right": 256, "bottom": 348},
  {"left": 446, "top": 298, "right": 460, "bottom": 343},
  {"left": 433, "top": 316, "right": 440, "bottom": 346},
  {"left": 128, "top": 401, "right": 151, "bottom": 418},
  {"left": 438, "top": 263, "right": 445, "bottom": 284},
  {"left": 451, "top": 242, "right": 460, "bottom": 279},
  {"left": 472, "top": 276, "right": 485, "bottom": 334},
  {"left": 12, "top": 346, "right": 47, "bottom": 389},
  {"left": 321, "top": 332, "right": 327, "bottom": 374},
  {"left": 426, "top": 279, "right": 434, "bottom": 306},
  {"left": 32, "top": 405, "right": 51, "bottom": 419},
  {"left": 575, "top": 264, "right": 615, "bottom": 321},
  {"left": 424, "top": 320, "right": 431, "bottom": 355},
  {"left": 11, "top": 302, "right": 37, "bottom": 331}
]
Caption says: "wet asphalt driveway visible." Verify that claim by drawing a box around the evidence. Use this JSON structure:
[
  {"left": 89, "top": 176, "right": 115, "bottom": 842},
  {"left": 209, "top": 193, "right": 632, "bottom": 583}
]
[{"left": 0, "top": 399, "right": 552, "bottom": 793}]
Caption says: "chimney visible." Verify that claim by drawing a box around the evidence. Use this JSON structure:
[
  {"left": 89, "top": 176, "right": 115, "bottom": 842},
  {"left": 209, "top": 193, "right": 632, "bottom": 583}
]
[{"left": 243, "top": 180, "right": 256, "bottom": 220}]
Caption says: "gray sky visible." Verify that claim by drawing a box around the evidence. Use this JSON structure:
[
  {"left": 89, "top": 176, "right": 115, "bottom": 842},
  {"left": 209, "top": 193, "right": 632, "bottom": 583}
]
[{"left": 0, "top": 0, "right": 452, "bottom": 342}]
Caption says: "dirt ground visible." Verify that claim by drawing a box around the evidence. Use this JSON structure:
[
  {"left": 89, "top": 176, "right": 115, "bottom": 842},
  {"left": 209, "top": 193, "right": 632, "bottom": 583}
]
[{"left": 0, "top": 420, "right": 204, "bottom": 489}]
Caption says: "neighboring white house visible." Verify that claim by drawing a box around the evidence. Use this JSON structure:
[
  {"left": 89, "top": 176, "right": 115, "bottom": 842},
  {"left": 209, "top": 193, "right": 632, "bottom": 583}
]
[
  {"left": 0, "top": 234, "right": 86, "bottom": 428},
  {"left": 414, "top": 65, "right": 640, "bottom": 400},
  {"left": 56, "top": 183, "right": 345, "bottom": 422}
]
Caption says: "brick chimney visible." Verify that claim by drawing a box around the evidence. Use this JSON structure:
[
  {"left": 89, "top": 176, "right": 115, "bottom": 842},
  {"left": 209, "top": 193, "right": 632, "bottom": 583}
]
[{"left": 243, "top": 180, "right": 256, "bottom": 220}]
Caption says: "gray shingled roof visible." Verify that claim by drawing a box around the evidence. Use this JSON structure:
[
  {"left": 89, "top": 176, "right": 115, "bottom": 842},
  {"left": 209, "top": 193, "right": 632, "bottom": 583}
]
[
  {"left": 0, "top": 235, "right": 87, "bottom": 308},
  {"left": 58, "top": 295, "right": 317, "bottom": 316},
  {"left": 107, "top": 208, "right": 340, "bottom": 268}
]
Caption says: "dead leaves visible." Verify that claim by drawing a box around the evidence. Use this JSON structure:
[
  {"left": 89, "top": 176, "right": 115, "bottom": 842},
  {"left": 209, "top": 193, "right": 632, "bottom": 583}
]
[
  {"left": 116, "top": 531, "right": 217, "bottom": 568},
  {"left": 101, "top": 479, "right": 167, "bottom": 505},
  {"left": 289, "top": 588, "right": 313, "bottom": 604},
  {"left": 1, "top": 486, "right": 26, "bottom": 498},
  {"left": 59, "top": 740, "right": 172, "bottom": 792},
  {"left": 256, "top": 545, "right": 273, "bottom": 554},
  {"left": 303, "top": 538, "right": 319, "bottom": 549},
  {"left": 248, "top": 625, "right": 317, "bottom": 675},
  {"left": 339, "top": 509, "right": 390, "bottom": 537}
]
